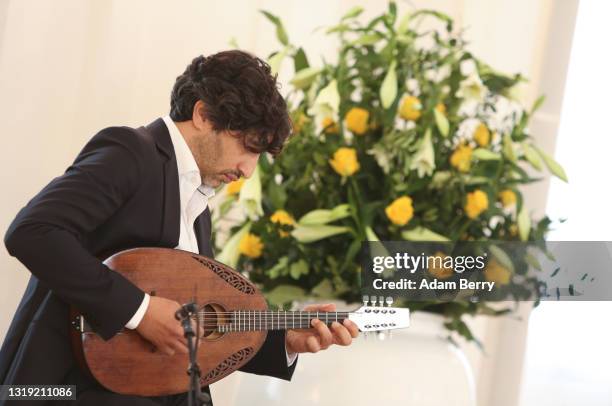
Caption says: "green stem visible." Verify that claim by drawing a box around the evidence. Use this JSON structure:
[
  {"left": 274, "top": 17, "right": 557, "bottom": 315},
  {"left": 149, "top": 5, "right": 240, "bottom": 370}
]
[{"left": 349, "top": 177, "right": 366, "bottom": 239}]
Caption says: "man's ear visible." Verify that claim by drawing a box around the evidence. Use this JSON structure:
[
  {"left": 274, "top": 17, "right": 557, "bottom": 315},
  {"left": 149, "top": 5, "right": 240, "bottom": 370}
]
[{"left": 192, "top": 100, "right": 207, "bottom": 131}]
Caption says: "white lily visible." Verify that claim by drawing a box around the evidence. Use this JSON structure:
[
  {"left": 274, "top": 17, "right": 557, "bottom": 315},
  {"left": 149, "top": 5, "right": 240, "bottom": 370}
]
[
  {"left": 456, "top": 72, "right": 487, "bottom": 102},
  {"left": 405, "top": 78, "right": 421, "bottom": 96},
  {"left": 308, "top": 79, "right": 340, "bottom": 125},
  {"left": 238, "top": 165, "right": 263, "bottom": 220},
  {"left": 409, "top": 129, "right": 435, "bottom": 177},
  {"left": 460, "top": 59, "right": 478, "bottom": 76},
  {"left": 367, "top": 144, "right": 392, "bottom": 174}
]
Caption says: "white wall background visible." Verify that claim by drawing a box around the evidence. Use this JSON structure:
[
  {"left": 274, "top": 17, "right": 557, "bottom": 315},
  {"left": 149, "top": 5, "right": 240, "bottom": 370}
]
[{"left": 0, "top": 1, "right": 579, "bottom": 405}]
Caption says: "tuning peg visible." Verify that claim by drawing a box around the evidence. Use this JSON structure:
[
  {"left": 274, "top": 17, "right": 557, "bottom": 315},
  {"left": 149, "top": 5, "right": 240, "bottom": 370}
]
[
  {"left": 378, "top": 296, "right": 384, "bottom": 306},
  {"left": 385, "top": 297, "right": 394, "bottom": 307},
  {"left": 362, "top": 295, "right": 369, "bottom": 306},
  {"left": 370, "top": 295, "right": 377, "bottom": 306}
]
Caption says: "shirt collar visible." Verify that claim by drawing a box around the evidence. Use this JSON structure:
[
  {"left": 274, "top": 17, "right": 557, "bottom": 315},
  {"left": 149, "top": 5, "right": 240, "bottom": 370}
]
[
  {"left": 162, "top": 116, "right": 216, "bottom": 198},
  {"left": 163, "top": 115, "right": 200, "bottom": 177}
]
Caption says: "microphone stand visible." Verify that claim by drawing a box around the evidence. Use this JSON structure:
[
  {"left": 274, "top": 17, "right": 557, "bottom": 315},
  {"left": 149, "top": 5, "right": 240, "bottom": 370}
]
[{"left": 176, "top": 302, "right": 211, "bottom": 406}]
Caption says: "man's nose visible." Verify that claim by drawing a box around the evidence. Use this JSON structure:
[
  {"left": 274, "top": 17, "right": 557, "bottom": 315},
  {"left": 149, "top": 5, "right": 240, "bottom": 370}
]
[{"left": 238, "top": 154, "right": 260, "bottom": 178}]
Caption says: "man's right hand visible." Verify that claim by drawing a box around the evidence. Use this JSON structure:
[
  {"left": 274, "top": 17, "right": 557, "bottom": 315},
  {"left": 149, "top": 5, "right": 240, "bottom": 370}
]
[{"left": 135, "top": 296, "right": 191, "bottom": 356}]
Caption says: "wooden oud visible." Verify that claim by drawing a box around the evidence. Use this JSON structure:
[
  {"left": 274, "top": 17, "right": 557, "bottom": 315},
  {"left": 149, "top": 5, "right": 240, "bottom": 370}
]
[{"left": 70, "top": 247, "right": 409, "bottom": 396}]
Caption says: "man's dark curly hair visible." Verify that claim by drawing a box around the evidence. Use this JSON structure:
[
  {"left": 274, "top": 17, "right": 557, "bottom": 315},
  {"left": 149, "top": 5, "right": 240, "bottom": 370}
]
[{"left": 170, "top": 50, "right": 291, "bottom": 156}]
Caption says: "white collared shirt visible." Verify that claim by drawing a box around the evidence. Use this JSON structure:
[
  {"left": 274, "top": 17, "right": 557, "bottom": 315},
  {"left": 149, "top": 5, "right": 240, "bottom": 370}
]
[
  {"left": 124, "top": 117, "right": 296, "bottom": 366},
  {"left": 125, "top": 116, "right": 214, "bottom": 329}
]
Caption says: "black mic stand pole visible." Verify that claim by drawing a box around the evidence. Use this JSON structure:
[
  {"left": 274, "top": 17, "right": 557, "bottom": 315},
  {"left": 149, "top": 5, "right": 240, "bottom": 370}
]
[{"left": 176, "top": 302, "right": 211, "bottom": 406}]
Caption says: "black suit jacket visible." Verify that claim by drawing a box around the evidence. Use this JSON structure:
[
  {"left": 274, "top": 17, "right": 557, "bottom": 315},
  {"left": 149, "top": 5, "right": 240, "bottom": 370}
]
[{"left": 0, "top": 118, "right": 295, "bottom": 403}]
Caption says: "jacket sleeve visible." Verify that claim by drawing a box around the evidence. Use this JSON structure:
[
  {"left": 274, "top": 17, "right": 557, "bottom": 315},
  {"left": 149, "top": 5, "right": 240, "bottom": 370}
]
[
  {"left": 238, "top": 330, "right": 297, "bottom": 381},
  {"left": 4, "top": 127, "right": 147, "bottom": 340}
]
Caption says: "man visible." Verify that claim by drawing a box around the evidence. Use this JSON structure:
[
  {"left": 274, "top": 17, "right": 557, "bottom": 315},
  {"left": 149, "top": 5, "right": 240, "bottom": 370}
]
[{"left": 1, "top": 50, "right": 359, "bottom": 405}]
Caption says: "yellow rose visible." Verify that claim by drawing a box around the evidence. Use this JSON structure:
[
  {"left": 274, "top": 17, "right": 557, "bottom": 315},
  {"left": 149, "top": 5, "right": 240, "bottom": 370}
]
[
  {"left": 498, "top": 189, "right": 517, "bottom": 207},
  {"left": 399, "top": 96, "right": 422, "bottom": 121},
  {"left": 345, "top": 107, "right": 369, "bottom": 135},
  {"left": 239, "top": 233, "right": 264, "bottom": 258},
  {"left": 473, "top": 122, "right": 490, "bottom": 146},
  {"left": 484, "top": 258, "right": 512, "bottom": 285},
  {"left": 270, "top": 209, "right": 296, "bottom": 237},
  {"left": 427, "top": 251, "right": 454, "bottom": 279},
  {"left": 435, "top": 103, "right": 447, "bottom": 115},
  {"left": 450, "top": 144, "right": 473, "bottom": 172},
  {"left": 226, "top": 178, "right": 245, "bottom": 196},
  {"left": 329, "top": 147, "right": 360, "bottom": 177},
  {"left": 270, "top": 209, "right": 296, "bottom": 226},
  {"left": 465, "top": 190, "right": 489, "bottom": 219},
  {"left": 385, "top": 196, "right": 414, "bottom": 226},
  {"left": 321, "top": 116, "right": 339, "bottom": 134}
]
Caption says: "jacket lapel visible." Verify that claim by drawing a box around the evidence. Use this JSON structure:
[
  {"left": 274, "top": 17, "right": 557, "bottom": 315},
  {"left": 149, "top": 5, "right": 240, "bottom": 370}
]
[{"left": 145, "top": 118, "right": 180, "bottom": 248}]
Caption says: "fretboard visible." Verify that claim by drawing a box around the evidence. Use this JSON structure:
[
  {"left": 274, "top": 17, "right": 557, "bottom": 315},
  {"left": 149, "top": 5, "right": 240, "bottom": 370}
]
[{"left": 197, "top": 311, "right": 350, "bottom": 332}]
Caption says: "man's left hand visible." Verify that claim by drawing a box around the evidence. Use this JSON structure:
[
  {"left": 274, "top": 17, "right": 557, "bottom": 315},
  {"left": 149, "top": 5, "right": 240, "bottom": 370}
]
[{"left": 285, "top": 303, "right": 359, "bottom": 356}]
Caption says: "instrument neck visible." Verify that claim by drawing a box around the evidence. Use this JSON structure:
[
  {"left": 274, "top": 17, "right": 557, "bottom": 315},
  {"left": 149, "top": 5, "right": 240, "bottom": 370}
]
[{"left": 207, "top": 310, "right": 351, "bottom": 332}]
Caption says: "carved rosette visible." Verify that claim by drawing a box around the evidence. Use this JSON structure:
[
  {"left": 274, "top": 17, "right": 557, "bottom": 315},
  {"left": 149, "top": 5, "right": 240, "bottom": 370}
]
[
  {"left": 192, "top": 257, "right": 255, "bottom": 294},
  {"left": 201, "top": 347, "right": 254, "bottom": 383}
]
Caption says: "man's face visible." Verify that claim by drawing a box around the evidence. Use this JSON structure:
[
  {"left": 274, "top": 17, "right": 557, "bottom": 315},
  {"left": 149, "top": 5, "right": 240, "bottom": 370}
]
[{"left": 193, "top": 122, "right": 260, "bottom": 188}]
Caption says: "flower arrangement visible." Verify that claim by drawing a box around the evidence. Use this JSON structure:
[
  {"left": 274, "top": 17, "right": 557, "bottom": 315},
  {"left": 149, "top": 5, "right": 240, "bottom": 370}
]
[{"left": 214, "top": 3, "right": 567, "bottom": 342}]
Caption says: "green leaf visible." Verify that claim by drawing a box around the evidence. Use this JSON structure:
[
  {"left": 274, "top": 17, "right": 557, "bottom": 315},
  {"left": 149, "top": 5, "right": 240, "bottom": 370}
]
[
  {"left": 228, "top": 37, "right": 239, "bottom": 49},
  {"left": 352, "top": 33, "right": 384, "bottom": 46},
  {"left": 290, "top": 67, "right": 322, "bottom": 89},
  {"left": 518, "top": 205, "right": 530, "bottom": 241},
  {"left": 524, "top": 252, "right": 542, "bottom": 271},
  {"left": 267, "top": 180, "right": 287, "bottom": 209},
  {"left": 298, "top": 204, "right": 351, "bottom": 225},
  {"left": 326, "top": 23, "right": 350, "bottom": 34},
  {"left": 293, "top": 47, "right": 309, "bottom": 71},
  {"left": 521, "top": 142, "right": 543, "bottom": 171},
  {"left": 260, "top": 10, "right": 289, "bottom": 45},
  {"left": 402, "top": 226, "right": 450, "bottom": 241},
  {"left": 218, "top": 197, "right": 235, "bottom": 218},
  {"left": 267, "top": 256, "right": 289, "bottom": 279},
  {"left": 433, "top": 108, "right": 449, "bottom": 137},
  {"left": 397, "top": 12, "right": 412, "bottom": 34},
  {"left": 267, "top": 47, "right": 291, "bottom": 75},
  {"left": 472, "top": 148, "right": 501, "bottom": 160},
  {"left": 291, "top": 224, "right": 351, "bottom": 243},
  {"left": 461, "top": 175, "right": 490, "bottom": 185},
  {"left": 502, "top": 134, "right": 517, "bottom": 162},
  {"left": 534, "top": 146, "right": 568, "bottom": 182},
  {"left": 340, "top": 238, "right": 362, "bottom": 273},
  {"left": 365, "top": 226, "right": 380, "bottom": 241},
  {"left": 388, "top": 2, "right": 397, "bottom": 24},
  {"left": 530, "top": 95, "right": 546, "bottom": 114},
  {"left": 267, "top": 285, "right": 306, "bottom": 307},
  {"left": 380, "top": 60, "right": 398, "bottom": 109},
  {"left": 342, "top": 6, "right": 364, "bottom": 20},
  {"left": 489, "top": 245, "right": 515, "bottom": 273},
  {"left": 312, "top": 279, "right": 334, "bottom": 298},
  {"left": 289, "top": 259, "right": 309, "bottom": 279}
]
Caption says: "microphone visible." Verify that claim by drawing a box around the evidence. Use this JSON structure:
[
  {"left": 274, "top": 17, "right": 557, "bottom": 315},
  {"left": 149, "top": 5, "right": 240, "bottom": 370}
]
[{"left": 175, "top": 302, "right": 197, "bottom": 321}]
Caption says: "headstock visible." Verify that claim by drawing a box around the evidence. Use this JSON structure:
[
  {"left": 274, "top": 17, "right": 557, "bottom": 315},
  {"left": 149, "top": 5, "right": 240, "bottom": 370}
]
[{"left": 348, "top": 296, "right": 410, "bottom": 333}]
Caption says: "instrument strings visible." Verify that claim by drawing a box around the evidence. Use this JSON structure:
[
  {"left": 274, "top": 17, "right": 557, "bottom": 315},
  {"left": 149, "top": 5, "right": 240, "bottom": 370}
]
[{"left": 188, "top": 311, "right": 351, "bottom": 330}]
